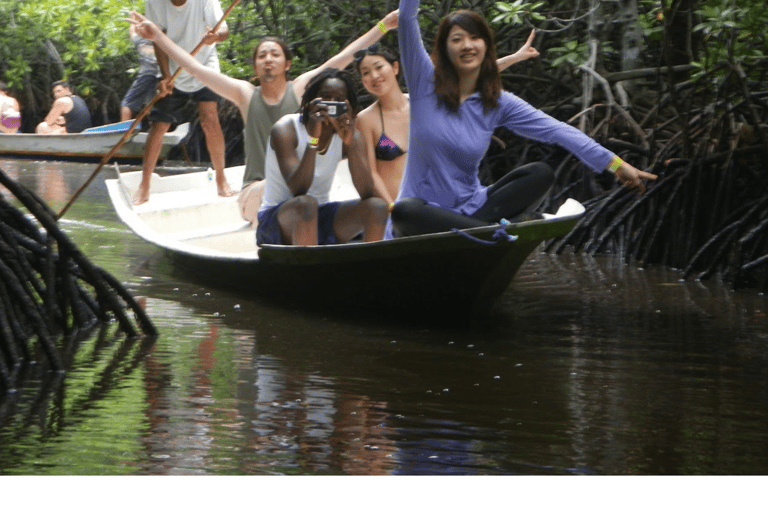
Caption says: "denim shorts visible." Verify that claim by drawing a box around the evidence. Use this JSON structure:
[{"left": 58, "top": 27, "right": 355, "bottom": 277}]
[
  {"left": 256, "top": 201, "right": 341, "bottom": 246},
  {"left": 149, "top": 86, "right": 220, "bottom": 125},
  {"left": 121, "top": 73, "right": 160, "bottom": 113}
]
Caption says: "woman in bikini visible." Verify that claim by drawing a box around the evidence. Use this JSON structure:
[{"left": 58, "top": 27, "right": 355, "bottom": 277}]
[{"left": 354, "top": 30, "right": 541, "bottom": 205}]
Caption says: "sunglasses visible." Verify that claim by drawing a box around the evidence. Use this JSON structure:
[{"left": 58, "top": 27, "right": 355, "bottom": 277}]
[{"left": 354, "top": 43, "right": 382, "bottom": 62}]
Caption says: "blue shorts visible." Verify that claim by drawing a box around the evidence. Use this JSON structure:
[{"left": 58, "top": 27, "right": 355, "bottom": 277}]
[
  {"left": 121, "top": 73, "right": 160, "bottom": 113},
  {"left": 256, "top": 201, "right": 342, "bottom": 246},
  {"left": 149, "top": 87, "right": 220, "bottom": 125}
]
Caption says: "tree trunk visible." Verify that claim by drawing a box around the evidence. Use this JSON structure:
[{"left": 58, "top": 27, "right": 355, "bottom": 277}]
[
  {"left": 663, "top": 0, "right": 701, "bottom": 67},
  {"left": 617, "top": 0, "right": 643, "bottom": 73},
  {"left": 581, "top": 0, "right": 604, "bottom": 132}
]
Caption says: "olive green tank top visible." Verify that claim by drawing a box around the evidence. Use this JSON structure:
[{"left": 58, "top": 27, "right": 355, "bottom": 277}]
[{"left": 242, "top": 81, "right": 301, "bottom": 187}]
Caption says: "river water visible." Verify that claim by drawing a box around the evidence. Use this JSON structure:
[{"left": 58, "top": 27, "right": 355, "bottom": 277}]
[{"left": 1, "top": 158, "right": 767, "bottom": 479}]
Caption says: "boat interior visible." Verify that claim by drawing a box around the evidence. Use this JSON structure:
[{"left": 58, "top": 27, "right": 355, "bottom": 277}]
[{"left": 112, "top": 163, "right": 360, "bottom": 259}]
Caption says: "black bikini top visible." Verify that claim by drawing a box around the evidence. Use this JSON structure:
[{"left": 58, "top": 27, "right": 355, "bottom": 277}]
[{"left": 374, "top": 104, "right": 406, "bottom": 161}]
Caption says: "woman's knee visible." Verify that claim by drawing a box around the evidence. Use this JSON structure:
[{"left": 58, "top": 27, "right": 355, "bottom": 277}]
[
  {"left": 390, "top": 197, "right": 425, "bottom": 223},
  {"left": 361, "top": 197, "right": 389, "bottom": 223}
]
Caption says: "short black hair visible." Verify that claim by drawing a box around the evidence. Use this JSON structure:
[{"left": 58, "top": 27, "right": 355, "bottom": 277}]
[
  {"left": 299, "top": 68, "right": 358, "bottom": 124},
  {"left": 0, "top": 81, "right": 8, "bottom": 93},
  {"left": 52, "top": 80, "right": 70, "bottom": 90}
]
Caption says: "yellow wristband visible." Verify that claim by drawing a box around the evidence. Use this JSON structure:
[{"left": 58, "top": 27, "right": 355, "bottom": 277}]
[
  {"left": 607, "top": 155, "right": 623, "bottom": 173},
  {"left": 388, "top": 202, "right": 395, "bottom": 213},
  {"left": 377, "top": 21, "right": 388, "bottom": 35},
  {"left": 308, "top": 136, "right": 319, "bottom": 148}
]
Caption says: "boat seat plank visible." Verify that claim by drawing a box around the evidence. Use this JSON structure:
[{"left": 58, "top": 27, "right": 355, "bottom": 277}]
[
  {"left": 182, "top": 229, "right": 258, "bottom": 256},
  {"left": 168, "top": 220, "right": 252, "bottom": 242}
]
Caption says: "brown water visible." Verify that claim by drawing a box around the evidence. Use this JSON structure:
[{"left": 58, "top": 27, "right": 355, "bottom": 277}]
[{"left": 1, "top": 159, "right": 767, "bottom": 476}]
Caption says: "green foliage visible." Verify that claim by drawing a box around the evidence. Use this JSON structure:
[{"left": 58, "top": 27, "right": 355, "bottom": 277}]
[
  {"left": 692, "top": 0, "right": 768, "bottom": 73},
  {"left": 2, "top": 0, "right": 765, "bottom": 121},
  {"left": 548, "top": 40, "right": 584, "bottom": 67},
  {"left": 491, "top": 0, "right": 546, "bottom": 26},
  {"left": 637, "top": 0, "right": 665, "bottom": 43},
  {"left": 1, "top": 0, "right": 140, "bottom": 113}
]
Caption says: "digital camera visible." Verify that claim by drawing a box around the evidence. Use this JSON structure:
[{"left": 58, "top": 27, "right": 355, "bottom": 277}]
[{"left": 320, "top": 101, "right": 347, "bottom": 117}]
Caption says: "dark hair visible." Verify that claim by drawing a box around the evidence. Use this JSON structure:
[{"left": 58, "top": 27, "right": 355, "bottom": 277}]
[
  {"left": 353, "top": 43, "right": 400, "bottom": 76},
  {"left": 432, "top": 10, "right": 501, "bottom": 113},
  {"left": 0, "top": 81, "right": 8, "bottom": 93},
  {"left": 252, "top": 37, "right": 293, "bottom": 66},
  {"left": 299, "top": 68, "right": 359, "bottom": 124},
  {"left": 52, "top": 80, "right": 70, "bottom": 90}
]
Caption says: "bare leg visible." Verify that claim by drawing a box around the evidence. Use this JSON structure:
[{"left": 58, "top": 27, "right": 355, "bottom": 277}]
[
  {"left": 35, "top": 122, "right": 66, "bottom": 134},
  {"left": 334, "top": 197, "right": 389, "bottom": 243},
  {"left": 198, "top": 101, "right": 235, "bottom": 198},
  {"left": 277, "top": 195, "right": 320, "bottom": 245},
  {"left": 120, "top": 106, "right": 132, "bottom": 122},
  {"left": 133, "top": 121, "right": 170, "bottom": 205}
]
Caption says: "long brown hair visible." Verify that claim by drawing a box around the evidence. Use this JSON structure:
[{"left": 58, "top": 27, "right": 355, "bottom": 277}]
[{"left": 432, "top": 10, "right": 501, "bottom": 113}]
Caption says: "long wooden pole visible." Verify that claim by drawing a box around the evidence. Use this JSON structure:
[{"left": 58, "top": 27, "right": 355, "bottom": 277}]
[{"left": 56, "top": 0, "right": 241, "bottom": 220}]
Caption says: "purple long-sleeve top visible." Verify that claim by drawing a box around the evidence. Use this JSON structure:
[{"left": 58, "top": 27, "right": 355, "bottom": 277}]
[{"left": 395, "top": 0, "right": 615, "bottom": 218}]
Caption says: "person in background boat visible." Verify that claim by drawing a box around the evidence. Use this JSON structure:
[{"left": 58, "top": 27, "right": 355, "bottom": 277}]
[
  {"left": 132, "top": 0, "right": 235, "bottom": 206},
  {"left": 388, "top": 0, "right": 657, "bottom": 238},
  {"left": 35, "top": 80, "right": 92, "bottom": 135},
  {"left": 0, "top": 81, "right": 21, "bottom": 134},
  {"left": 120, "top": 21, "right": 161, "bottom": 122},
  {"left": 354, "top": 30, "right": 539, "bottom": 205},
  {"left": 257, "top": 69, "right": 388, "bottom": 246},
  {"left": 125, "top": 9, "right": 399, "bottom": 224}
]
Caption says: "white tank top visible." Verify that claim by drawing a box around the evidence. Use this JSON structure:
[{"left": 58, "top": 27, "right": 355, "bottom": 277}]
[{"left": 261, "top": 113, "right": 344, "bottom": 211}]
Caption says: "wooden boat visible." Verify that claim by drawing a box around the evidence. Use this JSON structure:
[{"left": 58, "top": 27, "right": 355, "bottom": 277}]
[
  {"left": 0, "top": 120, "right": 189, "bottom": 163},
  {"left": 105, "top": 165, "right": 585, "bottom": 318}
]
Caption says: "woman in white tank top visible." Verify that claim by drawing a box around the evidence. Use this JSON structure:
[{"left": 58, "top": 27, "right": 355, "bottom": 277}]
[{"left": 257, "top": 69, "right": 389, "bottom": 246}]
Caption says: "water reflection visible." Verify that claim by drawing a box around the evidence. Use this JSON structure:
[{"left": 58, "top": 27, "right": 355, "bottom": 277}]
[{"left": 1, "top": 159, "right": 767, "bottom": 476}]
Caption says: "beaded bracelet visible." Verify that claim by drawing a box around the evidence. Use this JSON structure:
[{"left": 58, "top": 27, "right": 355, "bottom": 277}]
[
  {"left": 308, "top": 136, "right": 319, "bottom": 148},
  {"left": 378, "top": 21, "right": 388, "bottom": 35},
  {"left": 607, "top": 155, "right": 624, "bottom": 173}
]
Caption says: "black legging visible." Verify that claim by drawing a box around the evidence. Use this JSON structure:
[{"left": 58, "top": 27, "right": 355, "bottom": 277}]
[{"left": 391, "top": 162, "right": 554, "bottom": 237}]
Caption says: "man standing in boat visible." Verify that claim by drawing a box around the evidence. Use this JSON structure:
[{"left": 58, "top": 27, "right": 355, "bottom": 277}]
[
  {"left": 35, "top": 81, "right": 92, "bottom": 134},
  {"left": 126, "top": 8, "right": 400, "bottom": 223},
  {"left": 133, "top": 0, "right": 235, "bottom": 205}
]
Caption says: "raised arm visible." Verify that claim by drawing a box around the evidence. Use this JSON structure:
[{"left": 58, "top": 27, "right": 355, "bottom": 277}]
[
  {"left": 292, "top": 10, "right": 400, "bottom": 98},
  {"left": 496, "top": 29, "right": 539, "bottom": 72},
  {"left": 398, "top": 0, "right": 434, "bottom": 98},
  {"left": 128, "top": 12, "right": 254, "bottom": 113},
  {"left": 271, "top": 119, "right": 315, "bottom": 196}
]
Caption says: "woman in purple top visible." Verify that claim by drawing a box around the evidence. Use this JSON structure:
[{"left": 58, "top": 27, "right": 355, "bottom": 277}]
[{"left": 390, "top": 0, "right": 656, "bottom": 238}]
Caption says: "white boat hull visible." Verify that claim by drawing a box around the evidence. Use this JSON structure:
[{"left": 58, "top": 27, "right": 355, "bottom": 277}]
[
  {"left": 0, "top": 122, "right": 188, "bottom": 162},
  {"left": 106, "top": 164, "right": 585, "bottom": 318}
]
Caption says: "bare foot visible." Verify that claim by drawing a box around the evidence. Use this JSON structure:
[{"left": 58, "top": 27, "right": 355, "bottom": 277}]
[
  {"left": 133, "top": 185, "right": 150, "bottom": 205},
  {"left": 217, "top": 180, "right": 237, "bottom": 198}
]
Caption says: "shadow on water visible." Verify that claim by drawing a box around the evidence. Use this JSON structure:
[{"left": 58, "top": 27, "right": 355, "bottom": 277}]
[{"left": 2, "top": 159, "right": 768, "bottom": 475}]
